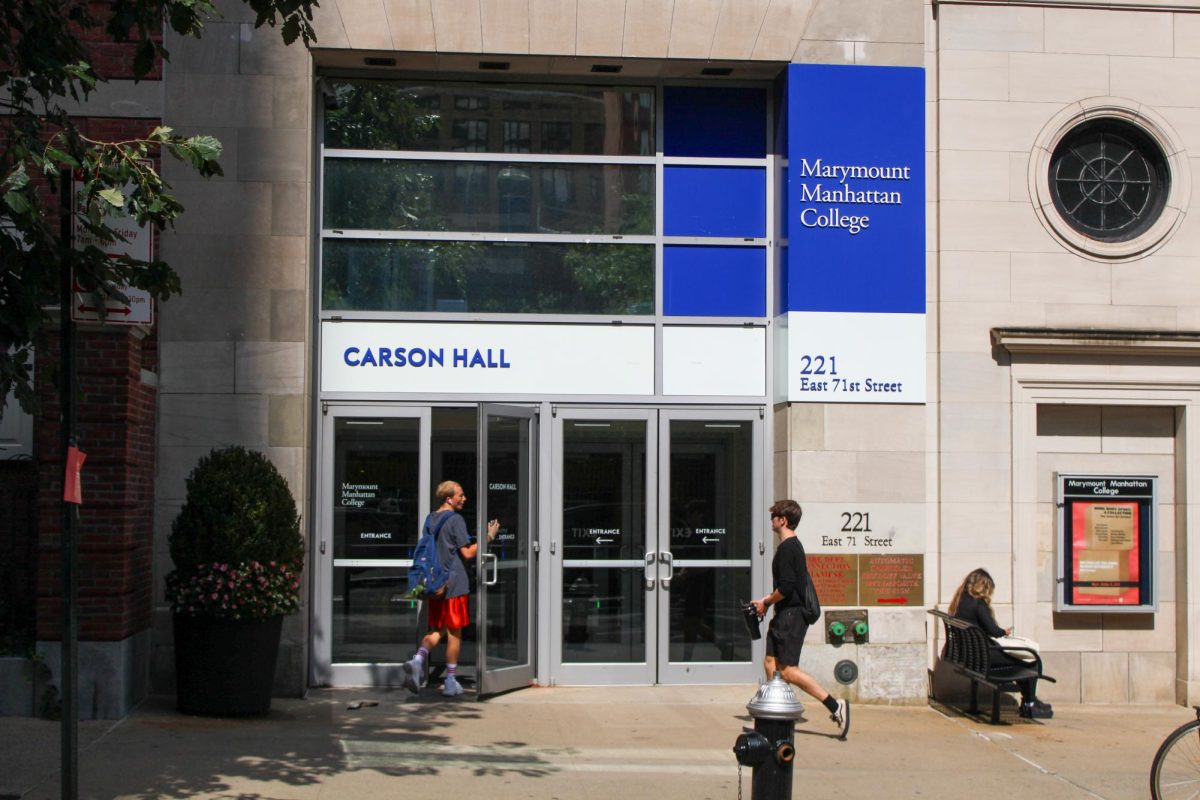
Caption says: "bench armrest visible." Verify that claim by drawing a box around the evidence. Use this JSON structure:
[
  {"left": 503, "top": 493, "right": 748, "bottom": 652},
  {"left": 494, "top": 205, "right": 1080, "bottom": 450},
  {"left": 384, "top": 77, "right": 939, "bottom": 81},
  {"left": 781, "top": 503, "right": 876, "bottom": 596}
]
[{"left": 989, "top": 644, "right": 1057, "bottom": 683}]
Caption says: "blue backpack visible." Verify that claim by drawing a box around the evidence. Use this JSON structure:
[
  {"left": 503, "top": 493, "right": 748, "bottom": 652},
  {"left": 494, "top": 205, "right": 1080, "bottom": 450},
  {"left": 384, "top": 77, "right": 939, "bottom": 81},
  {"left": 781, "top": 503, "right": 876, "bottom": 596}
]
[{"left": 407, "top": 512, "right": 453, "bottom": 599}]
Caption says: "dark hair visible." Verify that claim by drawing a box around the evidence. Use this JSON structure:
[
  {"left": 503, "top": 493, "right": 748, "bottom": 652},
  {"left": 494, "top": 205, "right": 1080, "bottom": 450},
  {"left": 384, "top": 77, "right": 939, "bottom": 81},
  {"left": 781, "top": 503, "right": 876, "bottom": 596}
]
[{"left": 769, "top": 499, "right": 802, "bottom": 529}]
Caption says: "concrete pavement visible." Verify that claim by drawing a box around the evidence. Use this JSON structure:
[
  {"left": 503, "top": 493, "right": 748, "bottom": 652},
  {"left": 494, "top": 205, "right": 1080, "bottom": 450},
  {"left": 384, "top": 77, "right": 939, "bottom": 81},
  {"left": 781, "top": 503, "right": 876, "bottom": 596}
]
[{"left": 0, "top": 685, "right": 1186, "bottom": 799}]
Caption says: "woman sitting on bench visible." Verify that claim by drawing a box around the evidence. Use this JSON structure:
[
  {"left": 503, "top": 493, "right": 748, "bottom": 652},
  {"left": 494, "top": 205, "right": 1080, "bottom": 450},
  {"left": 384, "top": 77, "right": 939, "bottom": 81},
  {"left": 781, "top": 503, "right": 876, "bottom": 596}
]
[{"left": 950, "top": 568, "right": 1053, "bottom": 719}]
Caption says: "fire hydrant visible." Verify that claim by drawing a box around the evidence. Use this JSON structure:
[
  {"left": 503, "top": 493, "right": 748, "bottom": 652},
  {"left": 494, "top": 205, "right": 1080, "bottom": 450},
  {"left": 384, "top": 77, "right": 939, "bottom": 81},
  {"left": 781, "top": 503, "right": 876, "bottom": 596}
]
[{"left": 733, "top": 672, "right": 804, "bottom": 800}]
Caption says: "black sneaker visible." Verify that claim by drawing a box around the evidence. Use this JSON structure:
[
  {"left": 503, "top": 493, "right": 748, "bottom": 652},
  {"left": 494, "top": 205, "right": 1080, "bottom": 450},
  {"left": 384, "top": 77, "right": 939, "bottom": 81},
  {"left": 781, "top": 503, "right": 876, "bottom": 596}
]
[{"left": 1019, "top": 700, "right": 1053, "bottom": 719}]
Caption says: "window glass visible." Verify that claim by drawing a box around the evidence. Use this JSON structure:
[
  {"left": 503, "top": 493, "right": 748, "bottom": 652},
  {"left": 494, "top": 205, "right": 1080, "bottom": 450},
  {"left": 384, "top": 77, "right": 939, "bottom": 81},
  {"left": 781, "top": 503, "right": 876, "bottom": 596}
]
[
  {"left": 324, "top": 80, "right": 655, "bottom": 156},
  {"left": 1050, "top": 119, "right": 1170, "bottom": 243},
  {"left": 324, "top": 159, "right": 654, "bottom": 235},
  {"left": 322, "top": 240, "right": 654, "bottom": 314}
]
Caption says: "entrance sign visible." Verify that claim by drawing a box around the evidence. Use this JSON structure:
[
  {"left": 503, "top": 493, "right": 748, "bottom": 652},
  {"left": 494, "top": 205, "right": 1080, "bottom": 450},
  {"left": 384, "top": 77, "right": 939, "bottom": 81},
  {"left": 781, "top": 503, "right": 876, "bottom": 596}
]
[
  {"left": 322, "top": 321, "right": 654, "bottom": 396},
  {"left": 781, "top": 64, "right": 925, "bottom": 403},
  {"left": 71, "top": 178, "right": 154, "bottom": 325},
  {"left": 1056, "top": 474, "right": 1157, "bottom": 612}
]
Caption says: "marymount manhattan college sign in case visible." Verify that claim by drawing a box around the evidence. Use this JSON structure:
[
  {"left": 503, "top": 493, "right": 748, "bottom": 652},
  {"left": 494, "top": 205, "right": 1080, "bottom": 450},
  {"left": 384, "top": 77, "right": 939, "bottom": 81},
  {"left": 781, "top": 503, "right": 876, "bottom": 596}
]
[{"left": 781, "top": 64, "right": 926, "bottom": 404}]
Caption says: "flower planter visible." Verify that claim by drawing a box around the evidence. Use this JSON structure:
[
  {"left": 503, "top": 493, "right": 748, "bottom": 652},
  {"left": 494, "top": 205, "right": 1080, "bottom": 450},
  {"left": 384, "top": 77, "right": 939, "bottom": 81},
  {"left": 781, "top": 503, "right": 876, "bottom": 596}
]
[{"left": 173, "top": 614, "right": 283, "bottom": 716}]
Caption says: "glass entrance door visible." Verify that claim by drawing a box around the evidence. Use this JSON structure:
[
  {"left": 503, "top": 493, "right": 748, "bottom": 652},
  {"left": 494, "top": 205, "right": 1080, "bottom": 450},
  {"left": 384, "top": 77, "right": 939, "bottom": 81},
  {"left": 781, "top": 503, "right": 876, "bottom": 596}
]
[
  {"left": 476, "top": 405, "right": 537, "bottom": 695},
  {"left": 552, "top": 410, "right": 657, "bottom": 684},
  {"left": 314, "top": 404, "right": 538, "bottom": 691},
  {"left": 315, "top": 407, "right": 430, "bottom": 687},
  {"left": 550, "top": 409, "right": 762, "bottom": 685},
  {"left": 658, "top": 410, "right": 758, "bottom": 683}
]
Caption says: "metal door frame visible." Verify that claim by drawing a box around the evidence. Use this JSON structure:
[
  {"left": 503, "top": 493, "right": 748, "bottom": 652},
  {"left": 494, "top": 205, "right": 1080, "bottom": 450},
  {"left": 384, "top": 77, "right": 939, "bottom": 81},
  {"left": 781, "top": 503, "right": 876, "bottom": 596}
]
[
  {"left": 656, "top": 407, "right": 764, "bottom": 684},
  {"left": 550, "top": 407, "right": 659, "bottom": 684},
  {"left": 312, "top": 404, "right": 431, "bottom": 687},
  {"left": 476, "top": 403, "right": 539, "bottom": 696}
]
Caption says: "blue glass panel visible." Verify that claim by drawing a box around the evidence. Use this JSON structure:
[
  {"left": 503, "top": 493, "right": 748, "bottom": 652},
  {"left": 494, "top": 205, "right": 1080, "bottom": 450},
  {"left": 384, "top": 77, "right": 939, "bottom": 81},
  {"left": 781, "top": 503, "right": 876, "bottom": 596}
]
[
  {"left": 664, "top": 167, "right": 766, "bottom": 238},
  {"left": 785, "top": 64, "right": 925, "bottom": 314},
  {"left": 664, "top": 87, "right": 767, "bottom": 158},
  {"left": 663, "top": 246, "right": 766, "bottom": 317}
]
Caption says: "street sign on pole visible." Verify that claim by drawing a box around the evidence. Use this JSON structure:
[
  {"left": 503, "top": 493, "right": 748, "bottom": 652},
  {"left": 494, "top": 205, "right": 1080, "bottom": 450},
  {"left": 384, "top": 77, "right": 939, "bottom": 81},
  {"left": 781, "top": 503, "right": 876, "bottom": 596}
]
[{"left": 71, "top": 178, "right": 155, "bottom": 326}]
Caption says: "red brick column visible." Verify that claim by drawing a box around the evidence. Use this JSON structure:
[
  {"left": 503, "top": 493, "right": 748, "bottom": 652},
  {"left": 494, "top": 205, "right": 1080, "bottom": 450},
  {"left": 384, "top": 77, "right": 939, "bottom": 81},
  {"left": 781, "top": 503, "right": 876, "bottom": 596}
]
[{"left": 36, "top": 325, "right": 155, "bottom": 644}]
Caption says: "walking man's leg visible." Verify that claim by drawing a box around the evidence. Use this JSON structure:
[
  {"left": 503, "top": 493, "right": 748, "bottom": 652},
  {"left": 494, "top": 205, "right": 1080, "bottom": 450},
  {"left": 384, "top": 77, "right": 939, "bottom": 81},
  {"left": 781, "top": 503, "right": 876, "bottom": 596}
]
[
  {"left": 403, "top": 627, "right": 443, "bottom": 693},
  {"left": 780, "top": 664, "right": 851, "bottom": 740},
  {"left": 442, "top": 627, "right": 465, "bottom": 696}
]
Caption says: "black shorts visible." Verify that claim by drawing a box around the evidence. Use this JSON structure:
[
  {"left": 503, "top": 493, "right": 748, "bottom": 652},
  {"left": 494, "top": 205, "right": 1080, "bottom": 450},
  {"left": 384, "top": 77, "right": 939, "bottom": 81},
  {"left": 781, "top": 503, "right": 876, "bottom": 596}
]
[{"left": 765, "top": 605, "right": 808, "bottom": 667}]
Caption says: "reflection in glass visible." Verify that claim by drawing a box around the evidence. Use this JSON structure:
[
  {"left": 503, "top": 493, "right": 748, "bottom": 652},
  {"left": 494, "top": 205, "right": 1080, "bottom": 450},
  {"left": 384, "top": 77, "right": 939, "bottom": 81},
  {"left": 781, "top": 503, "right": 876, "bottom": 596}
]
[
  {"left": 668, "top": 568, "right": 751, "bottom": 663},
  {"left": 668, "top": 420, "right": 754, "bottom": 664},
  {"left": 331, "top": 417, "right": 422, "bottom": 664},
  {"left": 562, "top": 421, "right": 647, "bottom": 561},
  {"left": 562, "top": 567, "right": 646, "bottom": 663},
  {"left": 561, "top": 420, "right": 648, "bottom": 665},
  {"left": 322, "top": 240, "right": 653, "bottom": 315},
  {"left": 323, "top": 160, "right": 653, "bottom": 235},
  {"left": 324, "top": 80, "right": 654, "bottom": 156},
  {"left": 484, "top": 415, "right": 531, "bottom": 669},
  {"left": 668, "top": 422, "right": 752, "bottom": 561},
  {"left": 332, "top": 567, "right": 421, "bottom": 662},
  {"left": 332, "top": 418, "right": 420, "bottom": 560}
]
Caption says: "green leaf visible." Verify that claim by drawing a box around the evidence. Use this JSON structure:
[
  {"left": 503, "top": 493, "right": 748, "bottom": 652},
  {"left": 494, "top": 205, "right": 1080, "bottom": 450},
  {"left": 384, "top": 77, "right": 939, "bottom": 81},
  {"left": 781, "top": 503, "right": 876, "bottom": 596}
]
[
  {"left": 183, "top": 135, "right": 223, "bottom": 162},
  {"left": 3, "top": 190, "right": 30, "bottom": 214},
  {"left": 98, "top": 187, "right": 126, "bottom": 207},
  {"left": 44, "top": 147, "right": 80, "bottom": 169}
]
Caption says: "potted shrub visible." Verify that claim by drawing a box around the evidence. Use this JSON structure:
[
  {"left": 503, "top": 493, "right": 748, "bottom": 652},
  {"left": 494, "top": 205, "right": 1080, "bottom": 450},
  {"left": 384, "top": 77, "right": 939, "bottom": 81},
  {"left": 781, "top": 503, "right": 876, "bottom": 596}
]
[{"left": 166, "top": 446, "right": 303, "bottom": 716}]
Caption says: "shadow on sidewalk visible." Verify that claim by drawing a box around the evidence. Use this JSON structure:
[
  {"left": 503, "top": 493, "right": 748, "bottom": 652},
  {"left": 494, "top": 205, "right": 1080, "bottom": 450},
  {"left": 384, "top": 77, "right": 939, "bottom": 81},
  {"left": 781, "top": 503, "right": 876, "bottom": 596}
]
[{"left": 75, "top": 687, "right": 559, "bottom": 799}]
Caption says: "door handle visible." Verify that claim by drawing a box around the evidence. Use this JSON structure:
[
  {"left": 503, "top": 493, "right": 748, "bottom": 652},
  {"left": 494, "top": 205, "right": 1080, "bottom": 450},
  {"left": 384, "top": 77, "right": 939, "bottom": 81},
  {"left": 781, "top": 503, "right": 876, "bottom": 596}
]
[
  {"left": 643, "top": 551, "right": 656, "bottom": 590},
  {"left": 659, "top": 550, "right": 673, "bottom": 590},
  {"left": 483, "top": 552, "right": 499, "bottom": 586}
]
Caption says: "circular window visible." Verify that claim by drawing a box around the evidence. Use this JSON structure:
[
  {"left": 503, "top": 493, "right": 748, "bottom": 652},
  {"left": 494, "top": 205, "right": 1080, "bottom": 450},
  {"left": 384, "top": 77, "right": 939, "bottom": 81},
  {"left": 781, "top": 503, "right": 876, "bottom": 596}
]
[
  {"left": 1049, "top": 120, "right": 1169, "bottom": 242},
  {"left": 1029, "top": 98, "right": 1189, "bottom": 262}
]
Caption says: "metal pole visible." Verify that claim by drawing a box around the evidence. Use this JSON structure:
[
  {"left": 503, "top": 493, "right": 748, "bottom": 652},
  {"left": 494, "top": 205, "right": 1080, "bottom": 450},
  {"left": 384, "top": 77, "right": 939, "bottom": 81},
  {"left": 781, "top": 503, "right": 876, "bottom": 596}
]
[{"left": 59, "top": 169, "right": 78, "bottom": 800}]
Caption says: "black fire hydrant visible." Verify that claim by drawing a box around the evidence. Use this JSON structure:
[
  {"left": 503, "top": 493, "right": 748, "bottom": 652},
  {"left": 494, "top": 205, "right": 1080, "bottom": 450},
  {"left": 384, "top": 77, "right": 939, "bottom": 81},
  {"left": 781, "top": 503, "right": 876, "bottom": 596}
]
[{"left": 733, "top": 672, "right": 804, "bottom": 800}]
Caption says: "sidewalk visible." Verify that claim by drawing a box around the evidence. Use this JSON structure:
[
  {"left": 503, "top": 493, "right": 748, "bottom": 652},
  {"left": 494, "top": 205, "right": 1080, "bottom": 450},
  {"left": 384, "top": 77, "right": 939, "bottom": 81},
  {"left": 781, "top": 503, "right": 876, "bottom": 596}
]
[{"left": 0, "top": 685, "right": 1183, "bottom": 799}]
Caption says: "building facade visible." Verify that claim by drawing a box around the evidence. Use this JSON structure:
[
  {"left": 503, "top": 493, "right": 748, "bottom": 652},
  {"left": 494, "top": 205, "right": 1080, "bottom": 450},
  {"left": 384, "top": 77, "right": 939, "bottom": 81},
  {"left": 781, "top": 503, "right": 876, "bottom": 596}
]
[{"left": 8, "top": 0, "right": 1200, "bottom": 716}]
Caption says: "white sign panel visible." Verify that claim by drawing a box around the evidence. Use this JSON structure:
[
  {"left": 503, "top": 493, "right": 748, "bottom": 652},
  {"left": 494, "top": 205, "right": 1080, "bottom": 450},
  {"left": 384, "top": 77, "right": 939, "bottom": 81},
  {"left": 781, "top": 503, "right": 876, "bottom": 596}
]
[
  {"left": 662, "top": 326, "right": 765, "bottom": 397},
  {"left": 798, "top": 503, "right": 926, "bottom": 554},
  {"left": 781, "top": 311, "right": 925, "bottom": 403},
  {"left": 321, "top": 322, "right": 655, "bottom": 396},
  {"left": 71, "top": 179, "right": 154, "bottom": 325}
]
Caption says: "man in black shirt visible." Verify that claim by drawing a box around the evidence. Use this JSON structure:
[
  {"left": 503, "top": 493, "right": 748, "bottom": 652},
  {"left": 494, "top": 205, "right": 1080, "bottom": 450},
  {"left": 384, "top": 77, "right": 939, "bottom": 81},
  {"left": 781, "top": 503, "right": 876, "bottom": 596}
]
[{"left": 752, "top": 499, "right": 850, "bottom": 739}]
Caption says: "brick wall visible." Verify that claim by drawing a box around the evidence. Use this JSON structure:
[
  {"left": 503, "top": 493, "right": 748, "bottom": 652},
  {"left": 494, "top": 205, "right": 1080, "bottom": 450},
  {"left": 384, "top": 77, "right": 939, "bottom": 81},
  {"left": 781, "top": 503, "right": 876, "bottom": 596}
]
[{"left": 36, "top": 327, "right": 156, "bottom": 642}]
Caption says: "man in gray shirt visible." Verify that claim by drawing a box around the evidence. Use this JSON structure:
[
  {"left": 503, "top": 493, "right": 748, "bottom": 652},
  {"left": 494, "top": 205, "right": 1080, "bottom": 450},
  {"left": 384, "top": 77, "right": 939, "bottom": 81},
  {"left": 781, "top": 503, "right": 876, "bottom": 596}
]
[{"left": 404, "top": 480, "right": 499, "bottom": 696}]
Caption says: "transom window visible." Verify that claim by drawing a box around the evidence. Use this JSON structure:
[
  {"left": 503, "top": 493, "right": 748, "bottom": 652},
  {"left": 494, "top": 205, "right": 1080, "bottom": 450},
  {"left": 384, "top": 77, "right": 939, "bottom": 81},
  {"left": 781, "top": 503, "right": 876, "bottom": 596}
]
[{"left": 319, "top": 79, "right": 769, "bottom": 318}]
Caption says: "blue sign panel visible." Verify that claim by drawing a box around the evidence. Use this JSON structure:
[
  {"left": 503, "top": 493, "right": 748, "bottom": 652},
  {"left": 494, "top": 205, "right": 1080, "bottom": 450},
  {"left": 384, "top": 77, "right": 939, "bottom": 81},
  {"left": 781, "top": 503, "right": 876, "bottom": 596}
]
[{"left": 785, "top": 64, "right": 925, "bottom": 314}]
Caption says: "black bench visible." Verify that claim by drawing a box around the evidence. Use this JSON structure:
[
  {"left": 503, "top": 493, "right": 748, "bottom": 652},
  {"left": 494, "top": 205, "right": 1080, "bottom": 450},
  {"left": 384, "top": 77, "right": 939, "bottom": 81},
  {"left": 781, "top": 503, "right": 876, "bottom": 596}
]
[{"left": 928, "top": 609, "right": 1055, "bottom": 724}]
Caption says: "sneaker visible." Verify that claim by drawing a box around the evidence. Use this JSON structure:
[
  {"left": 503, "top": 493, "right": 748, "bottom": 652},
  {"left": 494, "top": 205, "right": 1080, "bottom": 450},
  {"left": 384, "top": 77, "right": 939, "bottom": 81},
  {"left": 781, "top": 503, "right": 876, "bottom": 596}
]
[
  {"left": 441, "top": 675, "right": 464, "bottom": 697},
  {"left": 1019, "top": 700, "right": 1053, "bottom": 719},
  {"left": 831, "top": 698, "right": 850, "bottom": 739},
  {"left": 402, "top": 657, "right": 424, "bottom": 694}
]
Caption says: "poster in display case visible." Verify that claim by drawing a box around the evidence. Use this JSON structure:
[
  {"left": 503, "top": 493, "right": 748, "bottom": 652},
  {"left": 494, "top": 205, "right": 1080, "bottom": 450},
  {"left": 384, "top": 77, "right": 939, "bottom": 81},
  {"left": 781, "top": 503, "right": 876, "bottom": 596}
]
[{"left": 1056, "top": 474, "right": 1157, "bottom": 613}]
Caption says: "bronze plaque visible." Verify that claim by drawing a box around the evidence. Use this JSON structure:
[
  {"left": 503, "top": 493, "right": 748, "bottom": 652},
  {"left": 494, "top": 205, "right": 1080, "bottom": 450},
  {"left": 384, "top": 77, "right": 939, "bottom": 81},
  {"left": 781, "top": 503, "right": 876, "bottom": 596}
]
[
  {"left": 808, "top": 554, "right": 859, "bottom": 606},
  {"left": 859, "top": 554, "right": 923, "bottom": 606}
]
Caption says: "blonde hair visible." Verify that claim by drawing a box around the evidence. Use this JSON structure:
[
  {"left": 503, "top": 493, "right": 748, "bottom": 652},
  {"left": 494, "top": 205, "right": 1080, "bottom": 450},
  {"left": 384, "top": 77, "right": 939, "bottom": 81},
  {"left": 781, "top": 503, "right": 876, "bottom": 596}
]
[
  {"left": 435, "top": 480, "right": 462, "bottom": 504},
  {"left": 948, "top": 568, "right": 995, "bottom": 614}
]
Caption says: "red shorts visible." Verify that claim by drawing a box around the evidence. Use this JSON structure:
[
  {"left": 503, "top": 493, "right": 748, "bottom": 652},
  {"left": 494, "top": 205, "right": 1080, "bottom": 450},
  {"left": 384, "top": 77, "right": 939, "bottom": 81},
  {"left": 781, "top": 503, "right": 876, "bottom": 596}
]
[{"left": 426, "top": 594, "right": 470, "bottom": 630}]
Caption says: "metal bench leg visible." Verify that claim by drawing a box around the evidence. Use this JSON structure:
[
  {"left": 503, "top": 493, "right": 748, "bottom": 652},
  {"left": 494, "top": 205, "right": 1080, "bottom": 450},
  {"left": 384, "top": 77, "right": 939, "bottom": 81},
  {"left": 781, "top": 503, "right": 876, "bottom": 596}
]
[
  {"left": 991, "top": 689, "right": 1001, "bottom": 725},
  {"left": 969, "top": 681, "right": 979, "bottom": 715}
]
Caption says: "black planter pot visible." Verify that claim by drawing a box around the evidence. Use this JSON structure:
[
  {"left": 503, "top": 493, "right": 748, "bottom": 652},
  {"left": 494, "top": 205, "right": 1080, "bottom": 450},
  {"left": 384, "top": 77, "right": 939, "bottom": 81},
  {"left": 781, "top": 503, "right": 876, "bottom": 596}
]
[{"left": 173, "top": 614, "right": 284, "bottom": 716}]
